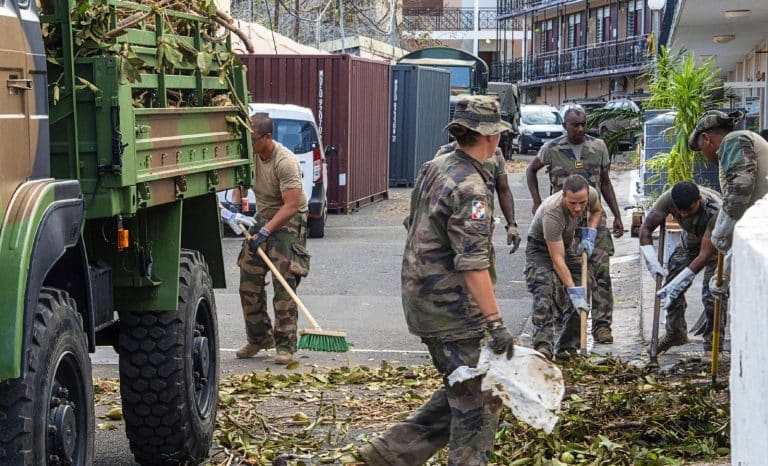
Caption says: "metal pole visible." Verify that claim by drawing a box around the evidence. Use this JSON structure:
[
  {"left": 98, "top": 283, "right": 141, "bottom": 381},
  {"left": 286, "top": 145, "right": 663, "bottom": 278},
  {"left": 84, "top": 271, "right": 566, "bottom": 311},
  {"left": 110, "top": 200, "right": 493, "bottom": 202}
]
[
  {"left": 338, "top": 0, "right": 346, "bottom": 53},
  {"left": 473, "top": 0, "right": 480, "bottom": 56}
]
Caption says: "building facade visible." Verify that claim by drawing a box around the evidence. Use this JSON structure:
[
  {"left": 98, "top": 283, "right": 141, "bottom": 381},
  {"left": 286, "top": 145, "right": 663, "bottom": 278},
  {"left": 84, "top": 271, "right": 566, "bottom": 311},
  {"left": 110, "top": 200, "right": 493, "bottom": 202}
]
[{"left": 494, "top": 0, "right": 668, "bottom": 105}]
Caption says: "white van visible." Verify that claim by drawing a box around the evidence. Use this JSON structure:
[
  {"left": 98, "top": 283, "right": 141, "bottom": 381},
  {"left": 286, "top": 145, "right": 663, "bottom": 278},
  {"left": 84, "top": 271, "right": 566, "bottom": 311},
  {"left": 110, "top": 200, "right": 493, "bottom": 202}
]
[{"left": 218, "top": 103, "right": 329, "bottom": 237}]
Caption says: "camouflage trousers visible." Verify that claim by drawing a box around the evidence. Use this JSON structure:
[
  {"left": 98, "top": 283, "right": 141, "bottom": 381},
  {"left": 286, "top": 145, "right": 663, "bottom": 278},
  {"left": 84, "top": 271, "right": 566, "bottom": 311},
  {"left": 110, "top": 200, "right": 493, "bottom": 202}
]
[
  {"left": 663, "top": 244, "right": 726, "bottom": 349},
  {"left": 237, "top": 213, "right": 310, "bottom": 353},
  {"left": 359, "top": 337, "right": 502, "bottom": 466},
  {"left": 525, "top": 240, "right": 590, "bottom": 353},
  {"left": 589, "top": 226, "right": 614, "bottom": 332}
]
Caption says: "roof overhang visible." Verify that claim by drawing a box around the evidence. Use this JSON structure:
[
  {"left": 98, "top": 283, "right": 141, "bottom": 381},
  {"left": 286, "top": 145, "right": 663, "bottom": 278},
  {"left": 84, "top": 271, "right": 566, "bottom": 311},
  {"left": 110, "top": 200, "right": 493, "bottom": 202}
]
[{"left": 397, "top": 58, "right": 477, "bottom": 67}]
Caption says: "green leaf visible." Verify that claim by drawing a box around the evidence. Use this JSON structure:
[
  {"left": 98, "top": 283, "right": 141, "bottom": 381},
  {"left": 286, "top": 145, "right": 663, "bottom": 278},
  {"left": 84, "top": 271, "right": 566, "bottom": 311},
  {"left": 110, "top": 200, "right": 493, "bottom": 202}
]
[
  {"left": 76, "top": 76, "right": 100, "bottom": 94},
  {"left": 197, "top": 52, "right": 213, "bottom": 74}
]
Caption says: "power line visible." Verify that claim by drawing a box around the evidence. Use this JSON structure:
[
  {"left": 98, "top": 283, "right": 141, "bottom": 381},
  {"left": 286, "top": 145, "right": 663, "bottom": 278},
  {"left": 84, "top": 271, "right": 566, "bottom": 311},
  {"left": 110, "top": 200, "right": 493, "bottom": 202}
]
[{"left": 262, "top": 0, "right": 280, "bottom": 53}]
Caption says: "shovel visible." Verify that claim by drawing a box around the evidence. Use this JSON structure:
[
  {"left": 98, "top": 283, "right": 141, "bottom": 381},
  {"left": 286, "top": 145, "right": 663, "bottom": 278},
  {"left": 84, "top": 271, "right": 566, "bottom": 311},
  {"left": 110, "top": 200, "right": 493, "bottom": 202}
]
[
  {"left": 579, "top": 251, "right": 589, "bottom": 356},
  {"left": 710, "top": 251, "right": 725, "bottom": 385},
  {"left": 648, "top": 223, "right": 666, "bottom": 368}
]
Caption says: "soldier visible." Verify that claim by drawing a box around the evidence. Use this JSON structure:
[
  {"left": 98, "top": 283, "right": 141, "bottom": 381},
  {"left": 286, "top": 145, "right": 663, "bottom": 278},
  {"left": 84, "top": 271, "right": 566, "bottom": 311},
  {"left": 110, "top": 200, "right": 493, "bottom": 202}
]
[
  {"left": 525, "top": 108, "right": 623, "bottom": 344},
  {"left": 230, "top": 112, "right": 310, "bottom": 365},
  {"left": 435, "top": 143, "right": 521, "bottom": 253},
  {"left": 688, "top": 110, "right": 768, "bottom": 297},
  {"left": 357, "top": 96, "right": 515, "bottom": 466},
  {"left": 638, "top": 182, "right": 724, "bottom": 356},
  {"left": 525, "top": 174, "right": 602, "bottom": 360}
]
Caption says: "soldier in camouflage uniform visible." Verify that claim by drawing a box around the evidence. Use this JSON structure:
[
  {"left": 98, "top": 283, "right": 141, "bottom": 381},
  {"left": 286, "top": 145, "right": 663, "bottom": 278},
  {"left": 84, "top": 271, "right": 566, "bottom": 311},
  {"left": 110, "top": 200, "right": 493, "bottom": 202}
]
[
  {"left": 638, "top": 182, "right": 725, "bottom": 355},
  {"left": 435, "top": 142, "right": 521, "bottom": 253},
  {"left": 689, "top": 110, "right": 768, "bottom": 299},
  {"left": 525, "top": 108, "right": 623, "bottom": 344},
  {"left": 232, "top": 113, "right": 310, "bottom": 365},
  {"left": 358, "top": 96, "right": 515, "bottom": 466},
  {"left": 525, "top": 175, "right": 602, "bottom": 360}
]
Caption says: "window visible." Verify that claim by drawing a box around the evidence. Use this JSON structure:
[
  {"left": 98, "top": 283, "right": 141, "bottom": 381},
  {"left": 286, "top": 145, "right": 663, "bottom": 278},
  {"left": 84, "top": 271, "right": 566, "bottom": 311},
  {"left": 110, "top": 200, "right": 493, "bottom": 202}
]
[
  {"left": 539, "top": 20, "right": 553, "bottom": 53},
  {"left": 595, "top": 6, "right": 610, "bottom": 42},
  {"left": 567, "top": 13, "right": 582, "bottom": 48},
  {"left": 627, "top": 0, "right": 644, "bottom": 37},
  {"left": 273, "top": 119, "right": 319, "bottom": 154}
]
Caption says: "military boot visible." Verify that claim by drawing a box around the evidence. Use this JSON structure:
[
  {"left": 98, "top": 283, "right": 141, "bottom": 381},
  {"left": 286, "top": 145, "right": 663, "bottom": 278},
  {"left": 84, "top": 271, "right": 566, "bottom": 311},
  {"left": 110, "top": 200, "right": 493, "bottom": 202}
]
[
  {"left": 274, "top": 351, "right": 294, "bottom": 365},
  {"left": 593, "top": 327, "right": 613, "bottom": 344},
  {"left": 236, "top": 337, "right": 276, "bottom": 359},
  {"left": 655, "top": 333, "right": 689, "bottom": 355}
]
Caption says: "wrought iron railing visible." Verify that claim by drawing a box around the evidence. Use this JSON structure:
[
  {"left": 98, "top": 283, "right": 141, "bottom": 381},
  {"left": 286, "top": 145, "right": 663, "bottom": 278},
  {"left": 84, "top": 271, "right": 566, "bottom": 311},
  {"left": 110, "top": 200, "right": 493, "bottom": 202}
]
[
  {"left": 497, "top": 0, "right": 581, "bottom": 18},
  {"left": 490, "top": 35, "right": 650, "bottom": 83},
  {"left": 403, "top": 8, "right": 516, "bottom": 31}
]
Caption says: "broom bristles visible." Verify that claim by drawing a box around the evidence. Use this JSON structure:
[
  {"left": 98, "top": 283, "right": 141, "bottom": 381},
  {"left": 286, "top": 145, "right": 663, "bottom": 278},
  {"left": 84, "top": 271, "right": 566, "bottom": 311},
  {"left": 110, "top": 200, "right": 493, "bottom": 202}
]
[{"left": 298, "top": 330, "right": 349, "bottom": 352}]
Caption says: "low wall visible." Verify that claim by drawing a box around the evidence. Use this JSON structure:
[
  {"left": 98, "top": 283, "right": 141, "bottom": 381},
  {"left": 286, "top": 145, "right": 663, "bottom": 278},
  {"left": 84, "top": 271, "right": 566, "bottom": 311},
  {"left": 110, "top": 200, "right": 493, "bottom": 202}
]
[{"left": 731, "top": 195, "right": 768, "bottom": 465}]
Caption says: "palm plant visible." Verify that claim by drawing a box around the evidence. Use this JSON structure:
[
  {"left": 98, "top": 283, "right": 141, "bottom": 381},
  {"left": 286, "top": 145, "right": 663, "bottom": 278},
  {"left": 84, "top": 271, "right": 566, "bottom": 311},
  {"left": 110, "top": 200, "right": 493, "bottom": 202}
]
[{"left": 586, "top": 106, "right": 643, "bottom": 156}]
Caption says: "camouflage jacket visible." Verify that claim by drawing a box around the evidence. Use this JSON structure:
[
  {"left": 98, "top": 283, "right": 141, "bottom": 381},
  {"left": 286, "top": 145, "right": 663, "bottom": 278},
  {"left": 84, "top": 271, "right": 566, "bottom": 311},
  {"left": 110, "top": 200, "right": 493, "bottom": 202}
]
[
  {"left": 717, "top": 130, "right": 768, "bottom": 219},
  {"left": 436, "top": 142, "right": 505, "bottom": 186},
  {"left": 402, "top": 148, "right": 496, "bottom": 339},
  {"left": 537, "top": 135, "right": 609, "bottom": 193}
]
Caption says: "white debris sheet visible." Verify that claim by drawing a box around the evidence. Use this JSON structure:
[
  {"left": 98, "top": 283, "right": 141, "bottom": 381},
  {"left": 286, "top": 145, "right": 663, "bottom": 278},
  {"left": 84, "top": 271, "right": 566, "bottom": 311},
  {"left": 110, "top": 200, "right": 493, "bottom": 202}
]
[{"left": 447, "top": 346, "right": 565, "bottom": 434}]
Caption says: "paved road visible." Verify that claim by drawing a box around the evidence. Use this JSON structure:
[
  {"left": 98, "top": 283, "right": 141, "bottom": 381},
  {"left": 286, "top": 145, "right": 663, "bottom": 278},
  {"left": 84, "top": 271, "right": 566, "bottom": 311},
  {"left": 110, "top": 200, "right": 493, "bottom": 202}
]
[{"left": 92, "top": 157, "right": 639, "bottom": 464}]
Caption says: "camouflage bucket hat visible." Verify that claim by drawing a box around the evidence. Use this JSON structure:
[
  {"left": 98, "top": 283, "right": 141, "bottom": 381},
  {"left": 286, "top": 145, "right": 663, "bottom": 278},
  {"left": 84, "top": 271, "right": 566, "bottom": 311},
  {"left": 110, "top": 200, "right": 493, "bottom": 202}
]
[
  {"left": 688, "top": 110, "right": 743, "bottom": 150},
  {"left": 445, "top": 96, "right": 512, "bottom": 136}
]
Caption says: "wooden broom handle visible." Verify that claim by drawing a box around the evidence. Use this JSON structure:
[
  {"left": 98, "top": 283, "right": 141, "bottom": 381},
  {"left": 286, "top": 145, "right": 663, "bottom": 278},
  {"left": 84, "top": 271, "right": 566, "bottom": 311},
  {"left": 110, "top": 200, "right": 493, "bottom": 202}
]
[{"left": 242, "top": 227, "right": 322, "bottom": 330}]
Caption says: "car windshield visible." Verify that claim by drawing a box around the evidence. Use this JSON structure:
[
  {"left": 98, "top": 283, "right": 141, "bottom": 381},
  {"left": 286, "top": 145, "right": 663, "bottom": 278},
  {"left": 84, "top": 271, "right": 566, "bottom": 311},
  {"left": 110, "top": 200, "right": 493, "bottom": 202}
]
[
  {"left": 443, "top": 66, "right": 472, "bottom": 90},
  {"left": 273, "top": 118, "right": 319, "bottom": 154},
  {"left": 522, "top": 111, "right": 562, "bottom": 125}
]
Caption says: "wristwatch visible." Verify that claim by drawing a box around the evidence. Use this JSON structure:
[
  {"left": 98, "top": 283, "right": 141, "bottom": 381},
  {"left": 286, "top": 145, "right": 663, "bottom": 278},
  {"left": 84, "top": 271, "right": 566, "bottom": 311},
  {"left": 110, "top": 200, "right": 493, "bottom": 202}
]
[
  {"left": 506, "top": 220, "right": 518, "bottom": 229},
  {"left": 487, "top": 319, "right": 505, "bottom": 330}
]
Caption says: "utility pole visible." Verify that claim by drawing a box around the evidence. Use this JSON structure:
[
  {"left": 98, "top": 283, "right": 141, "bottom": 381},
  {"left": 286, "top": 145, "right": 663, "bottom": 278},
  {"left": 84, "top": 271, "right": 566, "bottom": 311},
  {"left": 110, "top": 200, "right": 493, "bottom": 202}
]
[
  {"left": 339, "top": 0, "right": 346, "bottom": 53},
  {"left": 294, "top": 0, "right": 300, "bottom": 40},
  {"left": 274, "top": 0, "right": 280, "bottom": 31}
]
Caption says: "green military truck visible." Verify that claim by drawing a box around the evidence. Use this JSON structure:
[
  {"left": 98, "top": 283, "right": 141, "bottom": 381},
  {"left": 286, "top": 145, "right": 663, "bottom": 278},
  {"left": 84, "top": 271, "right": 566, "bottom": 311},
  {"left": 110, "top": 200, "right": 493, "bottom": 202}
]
[{"left": 0, "top": 0, "right": 253, "bottom": 464}]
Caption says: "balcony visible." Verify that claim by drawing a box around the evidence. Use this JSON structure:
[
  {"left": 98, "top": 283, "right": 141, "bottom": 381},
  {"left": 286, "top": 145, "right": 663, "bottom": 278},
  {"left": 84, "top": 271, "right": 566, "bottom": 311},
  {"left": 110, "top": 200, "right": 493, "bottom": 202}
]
[
  {"left": 490, "top": 35, "right": 650, "bottom": 84},
  {"left": 497, "top": 0, "right": 583, "bottom": 19},
  {"left": 402, "top": 7, "right": 519, "bottom": 31}
]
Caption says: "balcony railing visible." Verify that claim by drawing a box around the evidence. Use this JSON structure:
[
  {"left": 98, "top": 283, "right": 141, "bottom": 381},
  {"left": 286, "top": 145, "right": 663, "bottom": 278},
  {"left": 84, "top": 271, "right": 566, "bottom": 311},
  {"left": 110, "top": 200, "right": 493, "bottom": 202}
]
[
  {"left": 403, "top": 7, "right": 513, "bottom": 31},
  {"left": 497, "top": 0, "right": 581, "bottom": 18},
  {"left": 490, "top": 35, "right": 650, "bottom": 83}
]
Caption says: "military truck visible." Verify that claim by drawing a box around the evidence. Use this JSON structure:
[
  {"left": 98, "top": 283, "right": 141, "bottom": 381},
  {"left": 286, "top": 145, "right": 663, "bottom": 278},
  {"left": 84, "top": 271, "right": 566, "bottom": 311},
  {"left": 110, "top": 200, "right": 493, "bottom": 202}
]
[
  {"left": 487, "top": 82, "right": 521, "bottom": 159},
  {"left": 398, "top": 46, "right": 489, "bottom": 102},
  {"left": 0, "top": 0, "right": 252, "bottom": 464}
]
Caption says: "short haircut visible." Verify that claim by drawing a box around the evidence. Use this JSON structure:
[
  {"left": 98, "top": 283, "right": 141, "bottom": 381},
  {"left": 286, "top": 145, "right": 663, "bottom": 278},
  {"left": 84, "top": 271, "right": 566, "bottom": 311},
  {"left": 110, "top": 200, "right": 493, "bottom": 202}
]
[
  {"left": 251, "top": 112, "right": 273, "bottom": 135},
  {"left": 447, "top": 124, "right": 481, "bottom": 146},
  {"left": 563, "top": 174, "right": 589, "bottom": 194},
  {"left": 563, "top": 108, "right": 586, "bottom": 122},
  {"left": 671, "top": 181, "right": 700, "bottom": 210}
]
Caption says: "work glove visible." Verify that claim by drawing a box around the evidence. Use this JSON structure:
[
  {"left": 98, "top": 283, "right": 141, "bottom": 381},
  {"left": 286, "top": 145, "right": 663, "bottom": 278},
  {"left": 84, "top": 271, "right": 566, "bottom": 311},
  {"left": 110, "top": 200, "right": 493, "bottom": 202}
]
[
  {"left": 709, "top": 252, "right": 732, "bottom": 299},
  {"left": 487, "top": 320, "right": 515, "bottom": 359},
  {"left": 220, "top": 208, "right": 256, "bottom": 236},
  {"left": 567, "top": 286, "right": 588, "bottom": 310},
  {"left": 506, "top": 223, "right": 521, "bottom": 254},
  {"left": 248, "top": 227, "right": 271, "bottom": 252},
  {"left": 576, "top": 227, "right": 597, "bottom": 258},
  {"left": 657, "top": 267, "right": 696, "bottom": 309},
  {"left": 640, "top": 245, "right": 668, "bottom": 280},
  {"left": 711, "top": 211, "right": 737, "bottom": 252}
]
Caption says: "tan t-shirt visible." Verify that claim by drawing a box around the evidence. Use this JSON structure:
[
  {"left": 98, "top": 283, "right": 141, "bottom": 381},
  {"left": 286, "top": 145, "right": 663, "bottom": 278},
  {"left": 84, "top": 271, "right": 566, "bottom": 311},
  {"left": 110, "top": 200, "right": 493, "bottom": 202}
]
[
  {"left": 253, "top": 142, "right": 308, "bottom": 220},
  {"left": 528, "top": 186, "right": 601, "bottom": 245}
]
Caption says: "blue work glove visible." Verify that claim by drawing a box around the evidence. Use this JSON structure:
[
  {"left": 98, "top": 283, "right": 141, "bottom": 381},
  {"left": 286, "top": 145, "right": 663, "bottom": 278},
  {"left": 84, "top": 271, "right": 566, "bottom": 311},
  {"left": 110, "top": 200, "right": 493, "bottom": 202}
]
[
  {"left": 711, "top": 211, "right": 737, "bottom": 252},
  {"left": 248, "top": 227, "right": 271, "bottom": 252},
  {"left": 576, "top": 227, "right": 597, "bottom": 258},
  {"left": 657, "top": 267, "right": 696, "bottom": 309},
  {"left": 486, "top": 320, "right": 515, "bottom": 359},
  {"left": 220, "top": 208, "right": 256, "bottom": 236},
  {"left": 567, "top": 286, "right": 588, "bottom": 310}
]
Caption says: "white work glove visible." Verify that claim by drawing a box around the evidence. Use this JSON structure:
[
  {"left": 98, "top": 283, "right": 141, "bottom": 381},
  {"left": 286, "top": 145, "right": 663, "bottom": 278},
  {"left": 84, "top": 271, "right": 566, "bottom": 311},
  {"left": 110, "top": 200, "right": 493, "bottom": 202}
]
[
  {"left": 567, "top": 286, "right": 588, "bottom": 310},
  {"left": 709, "top": 252, "right": 732, "bottom": 299},
  {"left": 640, "top": 245, "right": 668, "bottom": 280},
  {"left": 711, "top": 211, "right": 737, "bottom": 252},
  {"left": 657, "top": 267, "right": 695, "bottom": 309},
  {"left": 576, "top": 227, "right": 597, "bottom": 258},
  {"left": 220, "top": 208, "right": 256, "bottom": 235}
]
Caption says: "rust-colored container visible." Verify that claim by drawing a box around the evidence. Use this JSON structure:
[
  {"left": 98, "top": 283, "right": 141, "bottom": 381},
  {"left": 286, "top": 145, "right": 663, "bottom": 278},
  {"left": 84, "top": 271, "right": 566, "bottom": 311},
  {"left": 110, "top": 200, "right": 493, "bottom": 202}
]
[{"left": 240, "top": 54, "right": 391, "bottom": 213}]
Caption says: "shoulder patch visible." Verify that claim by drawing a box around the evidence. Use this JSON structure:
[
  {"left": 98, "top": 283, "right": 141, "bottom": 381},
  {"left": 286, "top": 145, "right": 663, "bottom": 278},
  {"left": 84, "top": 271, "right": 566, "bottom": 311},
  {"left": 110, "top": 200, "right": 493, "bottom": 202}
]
[{"left": 471, "top": 200, "right": 487, "bottom": 220}]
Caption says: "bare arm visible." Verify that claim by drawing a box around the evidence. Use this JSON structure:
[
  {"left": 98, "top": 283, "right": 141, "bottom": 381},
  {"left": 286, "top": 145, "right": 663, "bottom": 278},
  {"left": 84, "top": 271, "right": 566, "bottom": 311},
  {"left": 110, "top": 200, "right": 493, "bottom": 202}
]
[
  {"left": 496, "top": 173, "right": 516, "bottom": 225},
  {"left": 588, "top": 196, "right": 602, "bottom": 229},
  {"left": 600, "top": 169, "right": 624, "bottom": 237},
  {"left": 688, "top": 235, "right": 717, "bottom": 274},
  {"left": 546, "top": 240, "right": 575, "bottom": 288},
  {"left": 463, "top": 269, "right": 501, "bottom": 321},
  {"left": 526, "top": 157, "right": 545, "bottom": 214},
  {"left": 264, "top": 188, "right": 301, "bottom": 232},
  {"left": 638, "top": 211, "right": 665, "bottom": 246}
]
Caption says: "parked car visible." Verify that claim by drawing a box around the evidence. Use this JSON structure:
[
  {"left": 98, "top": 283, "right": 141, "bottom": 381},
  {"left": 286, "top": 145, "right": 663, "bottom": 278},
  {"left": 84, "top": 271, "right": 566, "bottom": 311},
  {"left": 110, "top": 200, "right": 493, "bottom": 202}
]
[
  {"left": 597, "top": 99, "right": 642, "bottom": 150},
  {"left": 218, "top": 103, "right": 329, "bottom": 237},
  {"left": 516, "top": 104, "right": 564, "bottom": 154}
]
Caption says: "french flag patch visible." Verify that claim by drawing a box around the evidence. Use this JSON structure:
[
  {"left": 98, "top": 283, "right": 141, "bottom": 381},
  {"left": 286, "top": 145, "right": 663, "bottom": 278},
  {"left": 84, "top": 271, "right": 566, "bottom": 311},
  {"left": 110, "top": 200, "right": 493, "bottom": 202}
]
[{"left": 471, "top": 200, "right": 486, "bottom": 220}]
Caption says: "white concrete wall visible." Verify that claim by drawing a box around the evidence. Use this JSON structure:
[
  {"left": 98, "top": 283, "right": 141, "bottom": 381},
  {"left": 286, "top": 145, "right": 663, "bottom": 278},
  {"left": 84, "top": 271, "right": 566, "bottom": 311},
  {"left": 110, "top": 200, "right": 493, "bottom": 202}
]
[{"left": 731, "top": 195, "right": 768, "bottom": 466}]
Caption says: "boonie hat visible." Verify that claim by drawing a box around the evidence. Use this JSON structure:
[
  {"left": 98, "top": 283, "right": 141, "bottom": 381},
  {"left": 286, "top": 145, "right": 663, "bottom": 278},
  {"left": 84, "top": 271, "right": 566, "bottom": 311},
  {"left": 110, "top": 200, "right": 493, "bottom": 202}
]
[
  {"left": 688, "top": 110, "right": 743, "bottom": 150},
  {"left": 446, "top": 96, "right": 512, "bottom": 136}
]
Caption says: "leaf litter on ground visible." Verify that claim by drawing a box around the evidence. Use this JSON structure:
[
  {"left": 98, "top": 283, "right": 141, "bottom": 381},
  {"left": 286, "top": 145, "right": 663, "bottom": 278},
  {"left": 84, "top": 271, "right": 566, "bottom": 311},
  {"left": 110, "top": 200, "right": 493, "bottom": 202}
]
[{"left": 93, "top": 356, "right": 730, "bottom": 465}]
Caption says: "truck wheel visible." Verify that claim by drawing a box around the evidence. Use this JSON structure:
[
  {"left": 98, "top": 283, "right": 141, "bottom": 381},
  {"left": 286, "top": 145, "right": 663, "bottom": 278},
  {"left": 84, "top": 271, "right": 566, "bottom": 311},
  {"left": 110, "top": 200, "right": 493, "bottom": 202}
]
[
  {"left": 119, "top": 250, "right": 219, "bottom": 465},
  {"left": 308, "top": 211, "right": 326, "bottom": 238},
  {"left": 0, "top": 288, "right": 94, "bottom": 465}
]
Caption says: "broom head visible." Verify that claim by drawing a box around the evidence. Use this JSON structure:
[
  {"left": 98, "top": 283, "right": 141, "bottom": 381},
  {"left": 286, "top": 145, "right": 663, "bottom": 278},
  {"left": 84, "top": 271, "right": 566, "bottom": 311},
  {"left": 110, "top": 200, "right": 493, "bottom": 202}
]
[{"left": 298, "top": 328, "right": 349, "bottom": 352}]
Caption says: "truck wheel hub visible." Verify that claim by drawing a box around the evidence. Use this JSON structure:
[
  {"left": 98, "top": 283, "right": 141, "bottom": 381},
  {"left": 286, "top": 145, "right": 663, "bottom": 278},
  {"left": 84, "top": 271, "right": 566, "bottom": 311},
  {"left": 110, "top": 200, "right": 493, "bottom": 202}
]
[
  {"left": 49, "top": 402, "right": 76, "bottom": 462},
  {"left": 193, "top": 335, "right": 210, "bottom": 376}
]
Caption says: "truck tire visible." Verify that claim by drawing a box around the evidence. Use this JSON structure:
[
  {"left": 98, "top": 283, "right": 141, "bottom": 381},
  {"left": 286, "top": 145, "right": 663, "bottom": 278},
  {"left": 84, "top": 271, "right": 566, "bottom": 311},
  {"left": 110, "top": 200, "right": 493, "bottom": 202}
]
[
  {"left": 119, "top": 250, "right": 219, "bottom": 465},
  {"left": 308, "top": 212, "right": 326, "bottom": 238},
  {"left": 0, "top": 288, "right": 94, "bottom": 465}
]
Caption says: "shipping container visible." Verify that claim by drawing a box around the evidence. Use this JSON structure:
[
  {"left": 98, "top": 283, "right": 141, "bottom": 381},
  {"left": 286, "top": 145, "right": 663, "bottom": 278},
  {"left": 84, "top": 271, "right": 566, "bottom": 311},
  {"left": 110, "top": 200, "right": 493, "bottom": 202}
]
[
  {"left": 240, "top": 54, "right": 391, "bottom": 213},
  {"left": 389, "top": 65, "right": 451, "bottom": 187}
]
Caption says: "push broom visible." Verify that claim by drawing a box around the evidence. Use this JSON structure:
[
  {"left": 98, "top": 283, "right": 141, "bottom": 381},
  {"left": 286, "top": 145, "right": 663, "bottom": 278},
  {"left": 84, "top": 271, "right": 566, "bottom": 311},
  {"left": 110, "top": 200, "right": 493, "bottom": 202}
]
[{"left": 242, "top": 228, "right": 349, "bottom": 352}]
